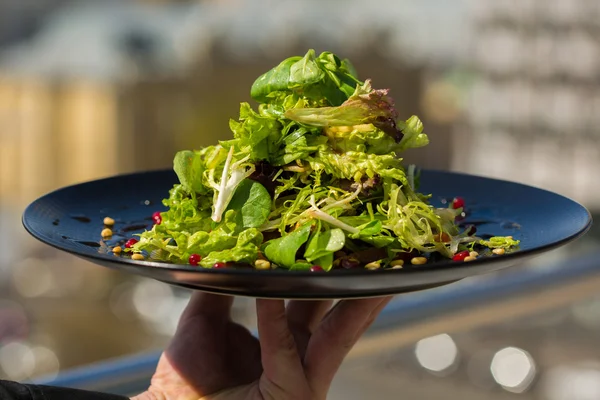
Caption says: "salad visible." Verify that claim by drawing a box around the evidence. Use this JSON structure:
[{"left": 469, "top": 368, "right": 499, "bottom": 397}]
[{"left": 123, "top": 49, "right": 519, "bottom": 271}]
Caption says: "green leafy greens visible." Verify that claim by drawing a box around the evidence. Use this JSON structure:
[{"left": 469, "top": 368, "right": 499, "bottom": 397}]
[{"left": 129, "top": 49, "right": 519, "bottom": 269}]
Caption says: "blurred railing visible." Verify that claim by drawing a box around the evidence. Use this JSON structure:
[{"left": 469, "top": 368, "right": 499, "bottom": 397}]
[{"left": 30, "top": 251, "right": 600, "bottom": 398}]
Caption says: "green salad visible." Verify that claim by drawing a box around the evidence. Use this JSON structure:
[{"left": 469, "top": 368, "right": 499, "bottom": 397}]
[{"left": 126, "top": 50, "right": 519, "bottom": 271}]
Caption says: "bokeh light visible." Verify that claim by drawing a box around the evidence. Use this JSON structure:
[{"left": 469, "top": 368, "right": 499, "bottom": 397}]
[
  {"left": 543, "top": 363, "right": 600, "bottom": 400},
  {"left": 0, "top": 341, "right": 36, "bottom": 380},
  {"left": 415, "top": 334, "right": 459, "bottom": 375},
  {"left": 490, "top": 347, "right": 536, "bottom": 393}
]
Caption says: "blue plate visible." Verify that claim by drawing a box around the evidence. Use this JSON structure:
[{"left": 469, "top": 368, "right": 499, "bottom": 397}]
[{"left": 22, "top": 170, "right": 592, "bottom": 299}]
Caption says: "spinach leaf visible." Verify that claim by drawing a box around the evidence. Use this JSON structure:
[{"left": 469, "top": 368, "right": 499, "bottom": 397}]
[
  {"left": 227, "top": 179, "right": 272, "bottom": 228},
  {"left": 250, "top": 56, "right": 301, "bottom": 103},
  {"left": 313, "top": 252, "right": 334, "bottom": 271},
  {"left": 349, "top": 220, "right": 395, "bottom": 248},
  {"left": 304, "top": 228, "right": 345, "bottom": 262},
  {"left": 264, "top": 222, "right": 313, "bottom": 268},
  {"left": 289, "top": 49, "right": 325, "bottom": 87},
  {"left": 250, "top": 49, "right": 362, "bottom": 107}
]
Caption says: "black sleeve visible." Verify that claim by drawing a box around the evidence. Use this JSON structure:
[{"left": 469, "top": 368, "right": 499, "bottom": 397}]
[{"left": 0, "top": 380, "right": 130, "bottom": 400}]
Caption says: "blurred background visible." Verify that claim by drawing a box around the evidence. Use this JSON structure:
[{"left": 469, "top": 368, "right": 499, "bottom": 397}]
[{"left": 1, "top": 0, "right": 600, "bottom": 398}]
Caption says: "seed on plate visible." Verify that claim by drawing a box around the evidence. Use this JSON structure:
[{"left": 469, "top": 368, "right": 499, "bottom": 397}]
[
  {"left": 101, "top": 228, "right": 113, "bottom": 238},
  {"left": 124, "top": 238, "right": 138, "bottom": 249},
  {"left": 152, "top": 211, "right": 162, "bottom": 225},
  {"left": 464, "top": 256, "right": 476, "bottom": 262},
  {"left": 452, "top": 197, "right": 465, "bottom": 210},
  {"left": 469, "top": 251, "right": 479, "bottom": 258},
  {"left": 103, "top": 217, "right": 115, "bottom": 226},
  {"left": 189, "top": 253, "right": 201, "bottom": 266},
  {"left": 255, "top": 259, "right": 271, "bottom": 270},
  {"left": 390, "top": 259, "right": 404, "bottom": 267},
  {"left": 391, "top": 264, "right": 403, "bottom": 270},
  {"left": 310, "top": 265, "right": 324, "bottom": 272},
  {"left": 132, "top": 253, "right": 145, "bottom": 261},
  {"left": 365, "top": 261, "right": 380, "bottom": 270},
  {"left": 493, "top": 248, "right": 506, "bottom": 255},
  {"left": 411, "top": 257, "right": 427, "bottom": 265},
  {"left": 452, "top": 250, "right": 470, "bottom": 262},
  {"left": 112, "top": 246, "right": 122, "bottom": 254},
  {"left": 213, "top": 262, "right": 226, "bottom": 269},
  {"left": 507, "top": 236, "right": 513, "bottom": 240}
]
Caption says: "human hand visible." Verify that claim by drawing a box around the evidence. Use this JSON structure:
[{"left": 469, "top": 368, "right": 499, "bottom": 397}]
[{"left": 133, "top": 293, "right": 392, "bottom": 400}]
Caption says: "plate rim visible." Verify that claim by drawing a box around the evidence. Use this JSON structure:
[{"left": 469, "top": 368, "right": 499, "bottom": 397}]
[{"left": 22, "top": 168, "right": 593, "bottom": 278}]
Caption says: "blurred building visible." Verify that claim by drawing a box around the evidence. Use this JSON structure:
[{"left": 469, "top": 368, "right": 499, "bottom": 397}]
[{"left": 455, "top": 0, "right": 600, "bottom": 208}]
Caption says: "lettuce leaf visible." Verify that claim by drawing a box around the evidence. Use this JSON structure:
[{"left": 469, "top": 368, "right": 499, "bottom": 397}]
[
  {"left": 264, "top": 221, "right": 313, "bottom": 268},
  {"left": 283, "top": 80, "right": 397, "bottom": 128},
  {"left": 226, "top": 179, "right": 272, "bottom": 228},
  {"left": 250, "top": 49, "right": 361, "bottom": 107},
  {"left": 397, "top": 115, "right": 429, "bottom": 151}
]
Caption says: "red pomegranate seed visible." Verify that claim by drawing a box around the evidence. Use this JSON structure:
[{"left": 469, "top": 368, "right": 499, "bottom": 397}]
[
  {"left": 213, "top": 262, "right": 226, "bottom": 269},
  {"left": 452, "top": 197, "right": 465, "bottom": 210},
  {"left": 310, "top": 265, "right": 324, "bottom": 272},
  {"left": 452, "top": 250, "right": 470, "bottom": 262},
  {"left": 124, "top": 238, "right": 138, "bottom": 249},
  {"left": 189, "top": 254, "right": 201, "bottom": 266},
  {"left": 152, "top": 211, "right": 162, "bottom": 225}
]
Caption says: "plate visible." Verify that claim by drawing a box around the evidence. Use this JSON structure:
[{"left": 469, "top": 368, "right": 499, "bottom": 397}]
[{"left": 22, "top": 170, "right": 592, "bottom": 299}]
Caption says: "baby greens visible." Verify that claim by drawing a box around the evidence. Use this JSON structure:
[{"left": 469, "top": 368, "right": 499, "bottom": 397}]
[{"left": 130, "top": 49, "right": 519, "bottom": 270}]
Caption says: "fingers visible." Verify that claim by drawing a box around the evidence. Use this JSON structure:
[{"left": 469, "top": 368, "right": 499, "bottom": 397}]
[
  {"left": 303, "top": 296, "right": 393, "bottom": 395},
  {"left": 180, "top": 292, "right": 234, "bottom": 323},
  {"left": 256, "top": 299, "right": 305, "bottom": 390},
  {"left": 286, "top": 300, "right": 334, "bottom": 357}
]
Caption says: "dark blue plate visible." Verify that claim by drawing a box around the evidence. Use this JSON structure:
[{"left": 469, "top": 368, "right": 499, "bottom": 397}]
[{"left": 22, "top": 170, "right": 592, "bottom": 299}]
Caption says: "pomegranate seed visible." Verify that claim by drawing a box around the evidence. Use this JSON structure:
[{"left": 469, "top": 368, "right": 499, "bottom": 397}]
[
  {"left": 189, "top": 254, "right": 201, "bottom": 266},
  {"left": 152, "top": 211, "right": 162, "bottom": 225},
  {"left": 124, "top": 238, "right": 138, "bottom": 249},
  {"left": 310, "top": 265, "right": 324, "bottom": 272},
  {"left": 452, "top": 250, "right": 470, "bottom": 262},
  {"left": 213, "top": 262, "right": 226, "bottom": 269},
  {"left": 452, "top": 197, "right": 465, "bottom": 210}
]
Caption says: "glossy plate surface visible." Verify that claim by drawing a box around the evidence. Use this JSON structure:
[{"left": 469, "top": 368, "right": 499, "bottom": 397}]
[{"left": 23, "top": 170, "right": 592, "bottom": 299}]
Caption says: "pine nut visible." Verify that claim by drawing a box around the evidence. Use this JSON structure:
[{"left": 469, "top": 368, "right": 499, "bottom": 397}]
[
  {"left": 365, "top": 261, "right": 381, "bottom": 270},
  {"left": 254, "top": 259, "right": 271, "bottom": 270},
  {"left": 390, "top": 259, "right": 404, "bottom": 267},
  {"left": 103, "top": 217, "right": 115, "bottom": 226},
  {"left": 411, "top": 257, "right": 427, "bottom": 265}
]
